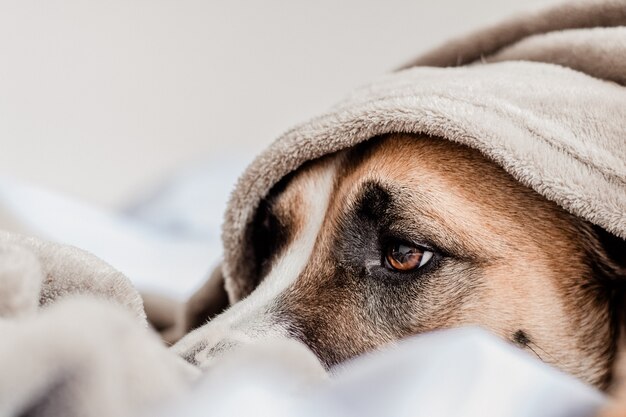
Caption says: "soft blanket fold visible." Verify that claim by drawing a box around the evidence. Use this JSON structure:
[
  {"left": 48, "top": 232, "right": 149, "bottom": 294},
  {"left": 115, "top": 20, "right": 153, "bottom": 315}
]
[
  {"left": 0, "top": 231, "right": 145, "bottom": 320},
  {"left": 0, "top": 233, "right": 198, "bottom": 417},
  {"left": 402, "top": 0, "right": 626, "bottom": 72}
]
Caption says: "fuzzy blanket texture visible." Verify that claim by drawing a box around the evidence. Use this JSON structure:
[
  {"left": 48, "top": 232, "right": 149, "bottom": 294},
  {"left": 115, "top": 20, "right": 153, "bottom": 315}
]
[
  {"left": 221, "top": 0, "right": 626, "bottom": 301},
  {"left": 0, "top": 0, "right": 624, "bottom": 416}
]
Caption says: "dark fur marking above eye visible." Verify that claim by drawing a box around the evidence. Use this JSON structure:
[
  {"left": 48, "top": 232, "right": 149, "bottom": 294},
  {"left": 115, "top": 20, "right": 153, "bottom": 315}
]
[
  {"left": 355, "top": 181, "right": 392, "bottom": 221},
  {"left": 513, "top": 329, "right": 531, "bottom": 346}
]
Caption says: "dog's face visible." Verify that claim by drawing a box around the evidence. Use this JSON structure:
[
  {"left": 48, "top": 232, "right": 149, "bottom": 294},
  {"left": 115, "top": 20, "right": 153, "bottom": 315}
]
[{"left": 174, "top": 134, "right": 621, "bottom": 388}]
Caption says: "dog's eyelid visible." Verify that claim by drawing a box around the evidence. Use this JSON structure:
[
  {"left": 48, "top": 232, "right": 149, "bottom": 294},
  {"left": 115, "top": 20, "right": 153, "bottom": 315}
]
[
  {"left": 379, "top": 232, "right": 438, "bottom": 255},
  {"left": 383, "top": 224, "right": 467, "bottom": 261}
]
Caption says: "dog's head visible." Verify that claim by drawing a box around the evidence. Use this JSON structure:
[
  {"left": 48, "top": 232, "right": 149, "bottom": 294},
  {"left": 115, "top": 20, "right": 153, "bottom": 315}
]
[{"left": 174, "top": 134, "right": 625, "bottom": 388}]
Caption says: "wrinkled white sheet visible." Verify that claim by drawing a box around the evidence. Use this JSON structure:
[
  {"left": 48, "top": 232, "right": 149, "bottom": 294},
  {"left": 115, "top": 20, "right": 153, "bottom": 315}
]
[
  {"left": 152, "top": 328, "right": 605, "bottom": 417},
  {"left": 0, "top": 166, "right": 608, "bottom": 417},
  {"left": 0, "top": 154, "right": 251, "bottom": 299}
]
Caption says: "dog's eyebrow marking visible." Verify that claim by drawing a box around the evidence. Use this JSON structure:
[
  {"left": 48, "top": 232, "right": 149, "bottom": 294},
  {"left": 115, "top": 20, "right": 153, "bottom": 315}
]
[
  {"left": 354, "top": 181, "right": 392, "bottom": 221},
  {"left": 350, "top": 180, "right": 472, "bottom": 260}
]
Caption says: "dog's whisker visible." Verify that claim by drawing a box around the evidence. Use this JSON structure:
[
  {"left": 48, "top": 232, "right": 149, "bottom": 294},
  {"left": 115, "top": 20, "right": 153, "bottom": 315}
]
[
  {"left": 529, "top": 342, "right": 558, "bottom": 362},
  {"left": 527, "top": 341, "right": 566, "bottom": 369},
  {"left": 524, "top": 344, "right": 543, "bottom": 361}
]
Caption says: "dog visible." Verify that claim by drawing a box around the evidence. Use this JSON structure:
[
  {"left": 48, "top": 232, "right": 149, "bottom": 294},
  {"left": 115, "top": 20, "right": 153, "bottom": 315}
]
[{"left": 171, "top": 134, "right": 625, "bottom": 390}]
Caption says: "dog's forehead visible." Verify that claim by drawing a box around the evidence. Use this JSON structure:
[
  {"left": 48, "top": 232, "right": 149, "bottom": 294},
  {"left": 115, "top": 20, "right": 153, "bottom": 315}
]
[
  {"left": 271, "top": 135, "right": 488, "bottom": 236},
  {"left": 268, "top": 134, "right": 577, "bottom": 259},
  {"left": 279, "top": 135, "right": 498, "bottom": 205},
  {"left": 276, "top": 136, "right": 490, "bottom": 223}
]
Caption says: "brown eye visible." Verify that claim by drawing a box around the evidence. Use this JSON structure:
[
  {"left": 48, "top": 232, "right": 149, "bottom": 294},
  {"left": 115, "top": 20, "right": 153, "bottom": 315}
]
[{"left": 384, "top": 242, "right": 433, "bottom": 271}]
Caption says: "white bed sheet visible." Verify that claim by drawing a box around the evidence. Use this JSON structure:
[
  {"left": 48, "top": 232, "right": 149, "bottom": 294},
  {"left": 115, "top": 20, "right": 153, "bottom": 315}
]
[
  {"left": 151, "top": 328, "right": 605, "bottom": 417},
  {"left": 0, "top": 154, "right": 250, "bottom": 299}
]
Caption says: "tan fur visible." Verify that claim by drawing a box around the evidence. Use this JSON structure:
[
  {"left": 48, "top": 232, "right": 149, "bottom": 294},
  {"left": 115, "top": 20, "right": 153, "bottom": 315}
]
[
  {"left": 176, "top": 134, "right": 618, "bottom": 389},
  {"left": 273, "top": 135, "right": 612, "bottom": 385}
]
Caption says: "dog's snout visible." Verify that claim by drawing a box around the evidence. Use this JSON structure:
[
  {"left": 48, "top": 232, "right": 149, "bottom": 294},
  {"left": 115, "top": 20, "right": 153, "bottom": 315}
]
[
  {"left": 174, "top": 324, "right": 256, "bottom": 368},
  {"left": 174, "top": 319, "right": 293, "bottom": 368},
  {"left": 172, "top": 289, "right": 293, "bottom": 368}
]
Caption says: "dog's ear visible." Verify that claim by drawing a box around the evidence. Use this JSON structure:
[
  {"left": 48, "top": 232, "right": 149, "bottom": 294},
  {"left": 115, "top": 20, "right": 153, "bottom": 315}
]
[
  {"left": 183, "top": 263, "right": 230, "bottom": 333},
  {"left": 596, "top": 227, "right": 626, "bottom": 277},
  {"left": 596, "top": 226, "right": 626, "bottom": 331},
  {"left": 594, "top": 227, "right": 626, "bottom": 397},
  {"left": 581, "top": 229, "right": 626, "bottom": 415}
]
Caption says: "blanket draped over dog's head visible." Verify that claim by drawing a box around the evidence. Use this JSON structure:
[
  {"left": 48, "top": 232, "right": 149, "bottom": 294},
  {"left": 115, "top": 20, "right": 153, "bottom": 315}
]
[
  {"left": 220, "top": 0, "right": 626, "bottom": 303},
  {"left": 1, "top": 1, "right": 625, "bottom": 416}
]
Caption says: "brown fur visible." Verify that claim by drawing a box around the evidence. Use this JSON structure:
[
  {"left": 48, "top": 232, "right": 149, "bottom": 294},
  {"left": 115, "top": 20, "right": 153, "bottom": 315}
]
[{"left": 175, "top": 133, "right": 624, "bottom": 389}]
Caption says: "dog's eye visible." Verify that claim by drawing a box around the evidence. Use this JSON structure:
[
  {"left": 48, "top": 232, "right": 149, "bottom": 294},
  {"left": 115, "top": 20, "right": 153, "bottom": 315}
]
[{"left": 384, "top": 242, "right": 433, "bottom": 272}]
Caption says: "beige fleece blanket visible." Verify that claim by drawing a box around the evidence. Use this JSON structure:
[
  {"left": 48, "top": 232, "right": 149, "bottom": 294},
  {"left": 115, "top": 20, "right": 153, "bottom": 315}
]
[
  {"left": 0, "top": 0, "right": 624, "bottom": 416},
  {"left": 220, "top": 0, "right": 626, "bottom": 301},
  {"left": 0, "top": 232, "right": 198, "bottom": 417}
]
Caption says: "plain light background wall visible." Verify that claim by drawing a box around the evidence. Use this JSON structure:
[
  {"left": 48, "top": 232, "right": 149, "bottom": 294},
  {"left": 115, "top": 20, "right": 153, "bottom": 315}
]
[{"left": 0, "top": 0, "right": 561, "bottom": 208}]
